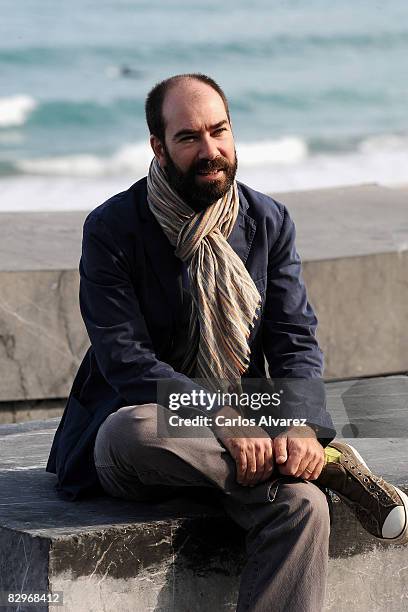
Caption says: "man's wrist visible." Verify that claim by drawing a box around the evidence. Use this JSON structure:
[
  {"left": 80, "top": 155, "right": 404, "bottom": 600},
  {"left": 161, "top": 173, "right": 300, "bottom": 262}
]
[
  {"left": 211, "top": 405, "right": 271, "bottom": 440},
  {"left": 282, "top": 424, "right": 318, "bottom": 439},
  {"left": 210, "top": 405, "right": 240, "bottom": 434}
]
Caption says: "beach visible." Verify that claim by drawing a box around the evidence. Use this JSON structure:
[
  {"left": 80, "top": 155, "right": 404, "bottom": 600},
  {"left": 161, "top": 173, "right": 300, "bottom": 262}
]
[{"left": 1, "top": 0, "right": 407, "bottom": 211}]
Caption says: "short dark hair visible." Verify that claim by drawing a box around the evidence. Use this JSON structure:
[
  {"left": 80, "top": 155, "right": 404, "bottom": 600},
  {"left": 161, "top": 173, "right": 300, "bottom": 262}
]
[{"left": 145, "top": 73, "right": 231, "bottom": 142}]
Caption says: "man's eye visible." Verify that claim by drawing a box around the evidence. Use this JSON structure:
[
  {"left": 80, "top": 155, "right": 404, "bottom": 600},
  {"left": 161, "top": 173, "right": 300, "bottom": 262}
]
[
  {"left": 180, "top": 135, "right": 196, "bottom": 142},
  {"left": 214, "top": 128, "right": 227, "bottom": 135}
]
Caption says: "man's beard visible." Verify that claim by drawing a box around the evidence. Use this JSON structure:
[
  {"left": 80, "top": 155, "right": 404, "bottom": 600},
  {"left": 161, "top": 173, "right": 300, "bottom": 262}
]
[{"left": 163, "top": 145, "right": 238, "bottom": 213}]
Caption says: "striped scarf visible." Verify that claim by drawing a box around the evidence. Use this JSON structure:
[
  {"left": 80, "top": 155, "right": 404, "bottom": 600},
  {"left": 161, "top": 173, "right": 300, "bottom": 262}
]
[{"left": 147, "top": 157, "right": 262, "bottom": 393}]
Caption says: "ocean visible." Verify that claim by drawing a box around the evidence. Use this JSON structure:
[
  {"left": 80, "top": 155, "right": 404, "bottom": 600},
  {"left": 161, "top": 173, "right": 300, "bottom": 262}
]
[{"left": 1, "top": 0, "right": 407, "bottom": 211}]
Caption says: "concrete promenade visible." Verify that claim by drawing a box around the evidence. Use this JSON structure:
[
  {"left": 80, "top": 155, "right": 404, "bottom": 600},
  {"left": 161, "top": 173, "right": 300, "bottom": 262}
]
[
  {"left": 1, "top": 376, "right": 407, "bottom": 612},
  {"left": 0, "top": 183, "right": 407, "bottom": 611},
  {"left": 0, "top": 183, "right": 407, "bottom": 409}
]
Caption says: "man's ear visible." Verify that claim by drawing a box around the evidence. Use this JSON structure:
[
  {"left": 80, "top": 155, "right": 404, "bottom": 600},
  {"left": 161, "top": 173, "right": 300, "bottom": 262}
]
[{"left": 150, "top": 135, "right": 166, "bottom": 168}]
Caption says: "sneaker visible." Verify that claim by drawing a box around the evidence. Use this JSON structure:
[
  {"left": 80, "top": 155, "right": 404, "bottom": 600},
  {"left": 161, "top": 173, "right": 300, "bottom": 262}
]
[{"left": 316, "top": 441, "right": 408, "bottom": 544}]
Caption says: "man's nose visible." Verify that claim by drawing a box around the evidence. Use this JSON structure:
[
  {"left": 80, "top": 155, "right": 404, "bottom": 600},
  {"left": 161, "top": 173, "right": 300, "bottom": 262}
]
[{"left": 198, "top": 135, "right": 219, "bottom": 160}]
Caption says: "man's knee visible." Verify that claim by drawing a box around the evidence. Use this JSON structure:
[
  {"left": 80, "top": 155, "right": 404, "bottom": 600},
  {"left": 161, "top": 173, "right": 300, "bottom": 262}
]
[
  {"left": 111, "top": 403, "right": 160, "bottom": 443},
  {"left": 283, "top": 480, "right": 330, "bottom": 531},
  {"left": 95, "top": 403, "right": 165, "bottom": 466}
]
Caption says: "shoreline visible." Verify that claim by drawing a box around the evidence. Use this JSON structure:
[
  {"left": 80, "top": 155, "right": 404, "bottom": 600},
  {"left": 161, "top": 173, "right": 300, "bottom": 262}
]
[{"left": 0, "top": 171, "right": 407, "bottom": 213}]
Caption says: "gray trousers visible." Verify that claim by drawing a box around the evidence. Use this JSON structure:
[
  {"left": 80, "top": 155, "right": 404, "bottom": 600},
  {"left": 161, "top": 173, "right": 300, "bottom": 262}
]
[{"left": 93, "top": 404, "right": 330, "bottom": 612}]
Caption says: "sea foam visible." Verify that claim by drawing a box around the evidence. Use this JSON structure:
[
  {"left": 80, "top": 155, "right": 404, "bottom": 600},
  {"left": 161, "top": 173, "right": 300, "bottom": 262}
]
[
  {"left": 5, "top": 132, "right": 407, "bottom": 212},
  {"left": 15, "top": 138, "right": 308, "bottom": 177},
  {"left": 0, "top": 95, "right": 37, "bottom": 127}
]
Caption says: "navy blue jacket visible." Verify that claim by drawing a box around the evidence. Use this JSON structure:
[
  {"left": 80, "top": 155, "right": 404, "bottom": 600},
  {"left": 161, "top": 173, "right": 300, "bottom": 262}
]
[{"left": 46, "top": 177, "right": 335, "bottom": 500}]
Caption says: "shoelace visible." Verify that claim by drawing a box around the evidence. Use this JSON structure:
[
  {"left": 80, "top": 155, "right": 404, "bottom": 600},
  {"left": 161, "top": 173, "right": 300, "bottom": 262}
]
[{"left": 343, "top": 458, "right": 398, "bottom": 506}]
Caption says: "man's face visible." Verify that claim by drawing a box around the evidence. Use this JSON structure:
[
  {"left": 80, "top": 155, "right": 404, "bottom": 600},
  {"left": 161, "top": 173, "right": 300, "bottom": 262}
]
[
  {"left": 162, "top": 142, "right": 237, "bottom": 211},
  {"left": 150, "top": 80, "right": 238, "bottom": 211}
]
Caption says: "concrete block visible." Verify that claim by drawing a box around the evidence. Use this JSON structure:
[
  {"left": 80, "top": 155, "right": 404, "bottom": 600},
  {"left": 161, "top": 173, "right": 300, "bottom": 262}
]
[
  {"left": 278, "top": 183, "right": 408, "bottom": 260},
  {"left": 278, "top": 184, "right": 408, "bottom": 379},
  {"left": 0, "top": 269, "right": 88, "bottom": 402},
  {"left": 303, "top": 251, "right": 408, "bottom": 378},
  {"left": 1, "top": 375, "right": 408, "bottom": 611},
  {"left": 0, "top": 399, "right": 65, "bottom": 425},
  {"left": 0, "top": 184, "right": 407, "bottom": 400}
]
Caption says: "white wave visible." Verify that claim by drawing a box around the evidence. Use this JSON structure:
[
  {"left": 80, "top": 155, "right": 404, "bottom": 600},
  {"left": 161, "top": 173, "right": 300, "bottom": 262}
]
[
  {"left": 237, "top": 148, "right": 408, "bottom": 193},
  {"left": 18, "top": 154, "right": 111, "bottom": 177},
  {"left": 0, "top": 95, "right": 37, "bottom": 128},
  {"left": 16, "top": 137, "right": 308, "bottom": 177},
  {"left": 1, "top": 146, "right": 407, "bottom": 213},
  {"left": 0, "top": 175, "right": 131, "bottom": 212},
  {"left": 358, "top": 133, "right": 408, "bottom": 154},
  {"left": 16, "top": 143, "right": 152, "bottom": 177},
  {"left": 10, "top": 133, "right": 408, "bottom": 206},
  {"left": 238, "top": 137, "right": 308, "bottom": 166}
]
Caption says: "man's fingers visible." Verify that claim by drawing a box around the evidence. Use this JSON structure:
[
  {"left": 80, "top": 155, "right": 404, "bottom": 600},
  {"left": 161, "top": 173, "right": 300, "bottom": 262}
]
[
  {"left": 274, "top": 436, "right": 288, "bottom": 464},
  {"left": 236, "top": 443, "right": 256, "bottom": 485},
  {"left": 248, "top": 442, "right": 268, "bottom": 485},
  {"left": 305, "top": 455, "right": 325, "bottom": 480},
  {"left": 298, "top": 450, "right": 324, "bottom": 479},
  {"left": 235, "top": 447, "right": 247, "bottom": 484},
  {"left": 244, "top": 444, "right": 257, "bottom": 485},
  {"left": 262, "top": 442, "right": 274, "bottom": 480},
  {"left": 227, "top": 437, "right": 276, "bottom": 486},
  {"left": 283, "top": 448, "right": 303, "bottom": 476},
  {"left": 295, "top": 451, "right": 314, "bottom": 478}
]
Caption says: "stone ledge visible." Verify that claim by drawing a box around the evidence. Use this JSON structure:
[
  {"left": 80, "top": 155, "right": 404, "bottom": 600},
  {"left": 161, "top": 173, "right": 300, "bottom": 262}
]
[
  {"left": 1, "top": 375, "right": 407, "bottom": 439},
  {"left": 1, "top": 183, "right": 407, "bottom": 401},
  {"left": 0, "top": 398, "right": 66, "bottom": 425},
  {"left": 1, "top": 376, "right": 408, "bottom": 611},
  {"left": 1, "top": 184, "right": 407, "bottom": 272}
]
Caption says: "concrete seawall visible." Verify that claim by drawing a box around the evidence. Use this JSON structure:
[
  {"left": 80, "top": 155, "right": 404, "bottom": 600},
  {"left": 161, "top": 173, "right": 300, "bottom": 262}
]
[
  {"left": 1, "top": 390, "right": 408, "bottom": 612},
  {"left": 0, "top": 183, "right": 407, "bottom": 405}
]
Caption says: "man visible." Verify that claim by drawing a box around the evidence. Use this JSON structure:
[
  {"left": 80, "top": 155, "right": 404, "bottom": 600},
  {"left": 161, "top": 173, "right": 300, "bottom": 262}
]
[{"left": 46, "top": 74, "right": 408, "bottom": 611}]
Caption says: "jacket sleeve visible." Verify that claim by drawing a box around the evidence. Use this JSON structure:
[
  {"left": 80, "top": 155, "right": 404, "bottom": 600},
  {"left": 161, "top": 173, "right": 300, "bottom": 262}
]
[
  {"left": 262, "top": 205, "right": 336, "bottom": 445},
  {"left": 79, "top": 214, "right": 220, "bottom": 414}
]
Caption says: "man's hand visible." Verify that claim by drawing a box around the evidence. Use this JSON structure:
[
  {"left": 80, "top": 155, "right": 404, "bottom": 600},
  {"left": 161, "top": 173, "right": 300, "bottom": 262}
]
[
  {"left": 274, "top": 425, "right": 325, "bottom": 480},
  {"left": 211, "top": 405, "right": 274, "bottom": 486}
]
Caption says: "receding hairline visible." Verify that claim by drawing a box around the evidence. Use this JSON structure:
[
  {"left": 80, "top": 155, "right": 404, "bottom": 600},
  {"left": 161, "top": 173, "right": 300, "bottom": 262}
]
[
  {"left": 163, "top": 75, "right": 226, "bottom": 106},
  {"left": 145, "top": 73, "right": 231, "bottom": 142},
  {"left": 160, "top": 75, "right": 230, "bottom": 135}
]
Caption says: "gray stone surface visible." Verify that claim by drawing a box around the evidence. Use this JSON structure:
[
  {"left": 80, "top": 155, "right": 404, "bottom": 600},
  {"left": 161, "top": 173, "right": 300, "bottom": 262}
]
[
  {"left": 278, "top": 184, "right": 408, "bottom": 261},
  {"left": 1, "top": 184, "right": 407, "bottom": 271},
  {"left": 0, "top": 269, "right": 87, "bottom": 402},
  {"left": 326, "top": 376, "right": 408, "bottom": 441},
  {"left": 0, "top": 183, "right": 407, "bottom": 399},
  {"left": 279, "top": 184, "right": 408, "bottom": 379},
  {"left": 0, "top": 210, "right": 88, "bottom": 272},
  {"left": 0, "top": 398, "right": 65, "bottom": 425},
  {"left": 1, "top": 376, "right": 408, "bottom": 611},
  {"left": 303, "top": 249, "right": 408, "bottom": 379}
]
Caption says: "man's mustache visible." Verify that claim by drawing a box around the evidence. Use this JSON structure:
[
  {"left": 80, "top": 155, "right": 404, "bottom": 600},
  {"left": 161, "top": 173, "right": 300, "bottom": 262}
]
[{"left": 194, "top": 157, "right": 229, "bottom": 173}]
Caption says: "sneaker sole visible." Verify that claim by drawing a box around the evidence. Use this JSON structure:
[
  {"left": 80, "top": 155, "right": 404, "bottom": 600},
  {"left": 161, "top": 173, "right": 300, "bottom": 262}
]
[{"left": 346, "top": 443, "right": 408, "bottom": 545}]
